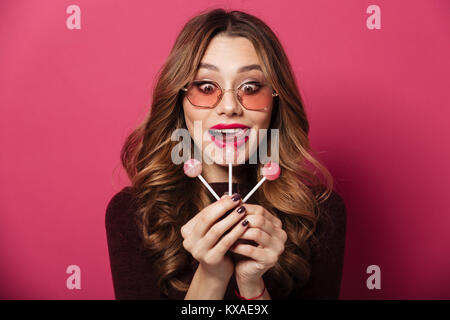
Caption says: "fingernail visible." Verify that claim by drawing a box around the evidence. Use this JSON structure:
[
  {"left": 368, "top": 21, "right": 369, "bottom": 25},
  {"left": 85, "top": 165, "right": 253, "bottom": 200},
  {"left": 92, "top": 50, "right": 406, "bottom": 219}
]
[
  {"left": 231, "top": 193, "right": 241, "bottom": 201},
  {"left": 242, "top": 219, "right": 249, "bottom": 226},
  {"left": 223, "top": 192, "right": 229, "bottom": 196},
  {"left": 237, "top": 206, "right": 246, "bottom": 214}
]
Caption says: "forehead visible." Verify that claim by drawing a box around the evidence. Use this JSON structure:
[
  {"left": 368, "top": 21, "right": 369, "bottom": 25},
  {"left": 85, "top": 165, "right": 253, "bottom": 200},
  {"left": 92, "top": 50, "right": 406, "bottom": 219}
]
[{"left": 197, "top": 35, "right": 263, "bottom": 75}]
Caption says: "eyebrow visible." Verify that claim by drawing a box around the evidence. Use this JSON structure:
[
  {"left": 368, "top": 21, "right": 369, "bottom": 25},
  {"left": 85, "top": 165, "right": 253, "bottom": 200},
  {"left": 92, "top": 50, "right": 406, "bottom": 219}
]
[{"left": 198, "top": 62, "right": 262, "bottom": 73}]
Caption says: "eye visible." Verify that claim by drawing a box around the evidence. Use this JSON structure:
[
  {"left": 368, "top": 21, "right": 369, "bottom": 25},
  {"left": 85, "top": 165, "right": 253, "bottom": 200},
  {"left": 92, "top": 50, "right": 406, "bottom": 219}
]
[
  {"left": 240, "top": 82, "right": 262, "bottom": 95},
  {"left": 193, "top": 81, "right": 218, "bottom": 95}
]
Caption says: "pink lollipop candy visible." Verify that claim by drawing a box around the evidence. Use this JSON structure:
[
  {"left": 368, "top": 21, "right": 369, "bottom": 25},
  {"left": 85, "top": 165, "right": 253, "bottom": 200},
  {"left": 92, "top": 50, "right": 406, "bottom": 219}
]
[
  {"left": 261, "top": 162, "right": 281, "bottom": 181},
  {"left": 183, "top": 158, "right": 202, "bottom": 178},
  {"left": 242, "top": 161, "right": 281, "bottom": 203},
  {"left": 183, "top": 159, "right": 220, "bottom": 200}
]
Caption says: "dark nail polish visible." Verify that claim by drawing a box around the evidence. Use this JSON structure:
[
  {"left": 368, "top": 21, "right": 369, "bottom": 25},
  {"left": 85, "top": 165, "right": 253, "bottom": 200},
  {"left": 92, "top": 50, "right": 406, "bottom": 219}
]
[
  {"left": 242, "top": 219, "right": 249, "bottom": 226},
  {"left": 237, "top": 206, "right": 246, "bottom": 214},
  {"left": 231, "top": 193, "right": 241, "bottom": 201}
]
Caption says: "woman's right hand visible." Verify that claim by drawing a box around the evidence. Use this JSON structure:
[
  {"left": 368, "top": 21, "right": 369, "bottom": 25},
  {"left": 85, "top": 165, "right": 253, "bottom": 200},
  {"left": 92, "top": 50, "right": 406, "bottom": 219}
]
[{"left": 181, "top": 193, "right": 249, "bottom": 281}]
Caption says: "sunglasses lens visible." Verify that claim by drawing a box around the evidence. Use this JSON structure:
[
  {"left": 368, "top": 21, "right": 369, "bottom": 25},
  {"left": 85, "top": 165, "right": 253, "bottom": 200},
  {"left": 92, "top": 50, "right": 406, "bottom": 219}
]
[
  {"left": 185, "top": 81, "right": 275, "bottom": 110},
  {"left": 238, "top": 85, "right": 274, "bottom": 110},
  {"left": 186, "top": 82, "right": 221, "bottom": 108}
]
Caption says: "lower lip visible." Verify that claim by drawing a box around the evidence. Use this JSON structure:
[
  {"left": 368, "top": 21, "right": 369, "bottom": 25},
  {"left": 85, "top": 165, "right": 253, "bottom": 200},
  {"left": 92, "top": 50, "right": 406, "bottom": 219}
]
[{"left": 209, "top": 130, "right": 250, "bottom": 148}]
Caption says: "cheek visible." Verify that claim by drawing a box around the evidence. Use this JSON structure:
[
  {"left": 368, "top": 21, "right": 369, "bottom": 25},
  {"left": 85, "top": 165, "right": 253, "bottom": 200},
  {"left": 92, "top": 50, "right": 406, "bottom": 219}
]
[
  {"left": 182, "top": 100, "right": 193, "bottom": 124},
  {"left": 182, "top": 101, "right": 208, "bottom": 143},
  {"left": 183, "top": 103, "right": 198, "bottom": 133},
  {"left": 252, "top": 113, "right": 272, "bottom": 130},
  {"left": 183, "top": 100, "right": 206, "bottom": 124}
]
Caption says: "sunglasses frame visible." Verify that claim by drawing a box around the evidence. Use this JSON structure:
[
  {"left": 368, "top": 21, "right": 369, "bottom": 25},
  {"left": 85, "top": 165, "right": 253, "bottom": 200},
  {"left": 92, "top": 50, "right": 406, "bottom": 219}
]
[{"left": 181, "top": 79, "right": 279, "bottom": 111}]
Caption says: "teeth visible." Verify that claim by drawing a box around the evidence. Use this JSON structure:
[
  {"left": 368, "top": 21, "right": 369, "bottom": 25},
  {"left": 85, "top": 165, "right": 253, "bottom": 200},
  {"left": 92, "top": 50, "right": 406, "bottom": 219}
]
[
  {"left": 210, "top": 128, "right": 246, "bottom": 134},
  {"left": 209, "top": 128, "right": 249, "bottom": 142}
]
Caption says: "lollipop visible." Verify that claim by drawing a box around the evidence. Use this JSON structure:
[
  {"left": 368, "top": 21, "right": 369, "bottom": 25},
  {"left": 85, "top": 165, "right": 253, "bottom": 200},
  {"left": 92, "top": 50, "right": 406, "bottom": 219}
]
[
  {"left": 242, "top": 162, "right": 280, "bottom": 203},
  {"left": 225, "top": 147, "right": 235, "bottom": 196},
  {"left": 184, "top": 158, "right": 220, "bottom": 201}
]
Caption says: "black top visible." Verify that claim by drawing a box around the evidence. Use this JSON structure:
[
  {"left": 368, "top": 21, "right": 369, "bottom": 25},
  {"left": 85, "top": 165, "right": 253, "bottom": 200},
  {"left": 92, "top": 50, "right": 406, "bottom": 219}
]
[{"left": 105, "top": 182, "right": 347, "bottom": 299}]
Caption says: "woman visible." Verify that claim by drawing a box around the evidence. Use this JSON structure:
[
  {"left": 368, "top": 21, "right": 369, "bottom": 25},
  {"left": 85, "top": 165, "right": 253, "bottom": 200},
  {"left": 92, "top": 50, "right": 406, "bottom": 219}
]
[{"left": 105, "top": 8, "right": 346, "bottom": 300}]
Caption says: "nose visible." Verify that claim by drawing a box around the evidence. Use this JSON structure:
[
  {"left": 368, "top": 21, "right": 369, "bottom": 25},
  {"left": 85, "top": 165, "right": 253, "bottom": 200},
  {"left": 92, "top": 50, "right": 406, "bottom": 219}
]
[{"left": 215, "top": 89, "right": 243, "bottom": 116}]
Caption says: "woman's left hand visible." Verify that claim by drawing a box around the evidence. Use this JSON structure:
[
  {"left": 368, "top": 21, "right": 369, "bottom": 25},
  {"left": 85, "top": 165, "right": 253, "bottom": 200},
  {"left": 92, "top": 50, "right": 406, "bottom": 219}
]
[{"left": 229, "top": 204, "right": 288, "bottom": 284}]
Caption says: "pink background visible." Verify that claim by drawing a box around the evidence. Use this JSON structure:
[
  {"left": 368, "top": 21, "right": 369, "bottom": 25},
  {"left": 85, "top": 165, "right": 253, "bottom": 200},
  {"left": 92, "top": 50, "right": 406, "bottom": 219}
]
[{"left": 0, "top": 0, "right": 449, "bottom": 299}]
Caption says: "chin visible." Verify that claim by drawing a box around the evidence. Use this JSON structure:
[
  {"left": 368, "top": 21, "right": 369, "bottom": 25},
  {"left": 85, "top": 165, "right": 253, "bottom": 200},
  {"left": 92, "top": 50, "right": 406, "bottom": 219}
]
[{"left": 209, "top": 143, "right": 251, "bottom": 165}]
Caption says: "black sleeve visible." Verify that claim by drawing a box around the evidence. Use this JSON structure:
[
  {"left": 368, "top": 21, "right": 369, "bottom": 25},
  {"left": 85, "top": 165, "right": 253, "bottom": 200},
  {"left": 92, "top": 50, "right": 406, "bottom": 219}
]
[
  {"left": 287, "top": 190, "right": 347, "bottom": 299},
  {"left": 105, "top": 187, "right": 167, "bottom": 300}
]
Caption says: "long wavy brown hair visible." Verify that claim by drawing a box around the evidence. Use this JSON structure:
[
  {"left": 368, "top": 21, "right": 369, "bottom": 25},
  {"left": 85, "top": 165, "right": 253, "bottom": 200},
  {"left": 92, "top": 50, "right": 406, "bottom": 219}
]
[{"left": 120, "top": 8, "right": 334, "bottom": 298}]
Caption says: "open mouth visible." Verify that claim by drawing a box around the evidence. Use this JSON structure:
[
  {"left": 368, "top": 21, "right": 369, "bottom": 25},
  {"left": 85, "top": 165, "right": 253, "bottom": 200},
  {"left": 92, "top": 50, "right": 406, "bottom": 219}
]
[{"left": 208, "top": 128, "right": 250, "bottom": 148}]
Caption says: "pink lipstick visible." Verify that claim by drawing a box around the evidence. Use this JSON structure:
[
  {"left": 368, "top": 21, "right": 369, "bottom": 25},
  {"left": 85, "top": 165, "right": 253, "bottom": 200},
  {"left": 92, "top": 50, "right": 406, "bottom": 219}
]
[{"left": 208, "top": 123, "right": 250, "bottom": 148}]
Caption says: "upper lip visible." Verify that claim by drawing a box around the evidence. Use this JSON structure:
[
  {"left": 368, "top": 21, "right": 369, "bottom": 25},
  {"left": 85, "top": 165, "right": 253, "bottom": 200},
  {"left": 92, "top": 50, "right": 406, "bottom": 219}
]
[{"left": 210, "top": 123, "right": 249, "bottom": 130}]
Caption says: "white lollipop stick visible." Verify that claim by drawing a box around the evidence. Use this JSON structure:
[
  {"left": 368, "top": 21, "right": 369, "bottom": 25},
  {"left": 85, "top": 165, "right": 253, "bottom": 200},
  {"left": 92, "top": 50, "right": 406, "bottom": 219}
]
[
  {"left": 184, "top": 158, "right": 220, "bottom": 201},
  {"left": 242, "top": 176, "right": 266, "bottom": 203},
  {"left": 197, "top": 174, "right": 220, "bottom": 201},
  {"left": 229, "top": 163, "right": 232, "bottom": 196},
  {"left": 225, "top": 146, "right": 234, "bottom": 196},
  {"left": 242, "top": 162, "right": 281, "bottom": 203}
]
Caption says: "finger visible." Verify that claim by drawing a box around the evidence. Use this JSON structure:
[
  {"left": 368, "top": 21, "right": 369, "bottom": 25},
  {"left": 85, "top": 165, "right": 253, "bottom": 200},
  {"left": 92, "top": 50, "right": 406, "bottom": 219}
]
[
  {"left": 228, "top": 243, "right": 266, "bottom": 262},
  {"left": 182, "top": 193, "right": 229, "bottom": 233},
  {"left": 182, "top": 193, "right": 241, "bottom": 238},
  {"left": 211, "top": 216, "right": 250, "bottom": 258},
  {"left": 241, "top": 204, "right": 282, "bottom": 229},
  {"left": 240, "top": 217, "right": 286, "bottom": 249},
  {"left": 195, "top": 193, "right": 242, "bottom": 237},
  {"left": 242, "top": 214, "right": 275, "bottom": 237},
  {"left": 201, "top": 205, "right": 248, "bottom": 250},
  {"left": 239, "top": 227, "right": 272, "bottom": 248},
  {"left": 242, "top": 206, "right": 287, "bottom": 244}
]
